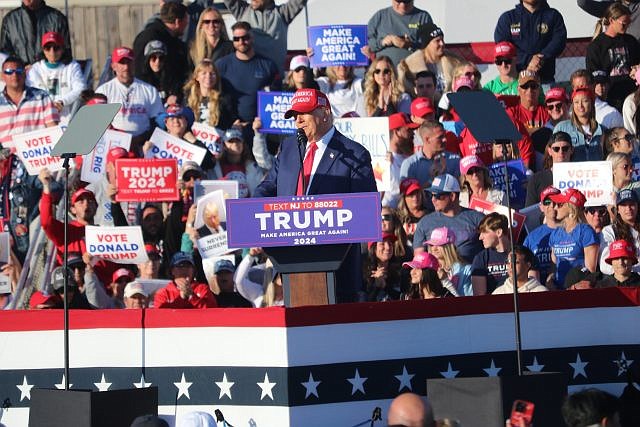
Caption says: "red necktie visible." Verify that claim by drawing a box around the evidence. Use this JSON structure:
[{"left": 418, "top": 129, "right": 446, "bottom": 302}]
[{"left": 297, "top": 141, "right": 318, "bottom": 195}]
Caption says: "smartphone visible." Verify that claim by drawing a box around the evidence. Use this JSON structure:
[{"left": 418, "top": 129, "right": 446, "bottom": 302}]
[{"left": 510, "top": 400, "right": 534, "bottom": 425}]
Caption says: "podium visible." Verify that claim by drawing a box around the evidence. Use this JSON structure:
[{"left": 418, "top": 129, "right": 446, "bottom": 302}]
[{"left": 265, "top": 243, "right": 351, "bottom": 306}]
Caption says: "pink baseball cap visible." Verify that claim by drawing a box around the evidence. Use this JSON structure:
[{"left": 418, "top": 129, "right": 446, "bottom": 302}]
[
  {"left": 402, "top": 252, "right": 440, "bottom": 271},
  {"left": 494, "top": 41, "right": 516, "bottom": 59},
  {"left": 289, "top": 55, "right": 310, "bottom": 71},
  {"left": 411, "top": 97, "right": 435, "bottom": 117},
  {"left": 284, "top": 89, "right": 331, "bottom": 118},
  {"left": 424, "top": 227, "right": 456, "bottom": 246},
  {"left": 545, "top": 87, "right": 568, "bottom": 103},
  {"left": 111, "top": 46, "right": 134, "bottom": 64},
  {"left": 459, "top": 155, "right": 486, "bottom": 175},
  {"left": 453, "top": 75, "right": 474, "bottom": 92}
]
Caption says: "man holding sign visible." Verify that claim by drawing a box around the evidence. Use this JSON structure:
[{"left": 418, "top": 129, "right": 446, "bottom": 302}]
[{"left": 254, "top": 88, "right": 376, "bottom": 302}]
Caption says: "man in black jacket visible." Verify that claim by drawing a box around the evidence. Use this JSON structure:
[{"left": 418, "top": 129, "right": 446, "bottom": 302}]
[
  {"left": 133, "top": 2, "right": 189, "bottom": 94},
  {"left": 0, "top": 0, "right": 71, "bottom": 64}
]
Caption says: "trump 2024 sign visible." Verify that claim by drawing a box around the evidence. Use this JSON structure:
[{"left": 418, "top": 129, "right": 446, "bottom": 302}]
[{"left": 226, "top": 192, "right": 381, "bottom": 248}]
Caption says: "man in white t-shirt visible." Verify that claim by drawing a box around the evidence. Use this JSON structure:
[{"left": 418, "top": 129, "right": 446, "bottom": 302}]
[{"left": 96, "top": 46, "right": 164, "bottom": 153}]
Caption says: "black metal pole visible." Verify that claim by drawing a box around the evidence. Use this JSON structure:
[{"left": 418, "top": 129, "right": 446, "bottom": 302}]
[
  {"left": 61, "top": 154, "right": 74, "bottom": 390},
  {"left": 497, "top": 140, "right": 524, "bottom": 376}
]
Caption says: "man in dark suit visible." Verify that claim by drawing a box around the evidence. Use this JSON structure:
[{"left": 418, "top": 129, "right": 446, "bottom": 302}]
[{"left": 254, "top": 88, "right": 377, "bottom": 302}]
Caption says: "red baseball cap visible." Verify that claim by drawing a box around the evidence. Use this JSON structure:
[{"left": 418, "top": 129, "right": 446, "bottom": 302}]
[
  {"left": 284, "top": 89, "right": 331, "bottom": 118},
  {"left": 71, "top": 188, "right": 96, "bottom": 205},
  {"left": 367, "top": 232, "right": 397, "bottom": 250},
  {"left": 86, "top": 97, "right": 107, "bottom": 106},
  {"left": 112, "top": 268, "right": 134, "bottom": 283},
  {"left": 605, "top": 240, "right": 637, "bottom": 264},
  {"left": 106, "top": 147, "right": 129, "bottom": 165},
  {"left": 400, "top": 178, "right": 421, "bottom": 196},
  {"left": 540, "top": 186, "right": 561, "bottom": 203},
  {"left": 41, "top": 31, "right": 63, "bottom": 48},
  {"left": 112, "top": 46, "right": 134, "bottom": 64},
  {"left": 572, "top": 86, "right": 595, "bottom": 101},
  {"left": 389, "top": 112, "right": 419, "bottom": 130},
  {"left": 549, "top": 188, "right": 587, "bottom": 208},
  {"left": 402, "top": 252, "right": 440, "bottom": 271},
  {"left": 411, "top": 97, "right": 435, "bottom": 118},
  {"left": 29, "top": 291, "right": 61, "bottom": 309},
  {"left": 545, "top": 87, "right": 568, "bottom": 104},
  {"left": 494, "top": 41, "right": 516, "bottom": 59}
]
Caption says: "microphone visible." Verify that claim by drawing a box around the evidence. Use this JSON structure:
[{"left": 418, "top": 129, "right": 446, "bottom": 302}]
[{"left": 297, "top": 128, "right": 308, "bottom": 193}]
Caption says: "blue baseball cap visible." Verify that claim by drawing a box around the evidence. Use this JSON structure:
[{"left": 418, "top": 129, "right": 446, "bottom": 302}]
[
  {"left": 617, "top": 189, "right": 639, "bottom": 205},
  {"left": 426, "top": 174, "right": 461, "bottom": 195},
  {"left": 170, "top": 252, "right": 194, "bottom": 268},
  {"left": 214, "top": 259, "right": 235, "bottom": 274}
]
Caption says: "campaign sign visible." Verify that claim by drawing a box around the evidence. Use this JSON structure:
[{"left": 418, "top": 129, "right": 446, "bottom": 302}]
[
  {"left": 553, "top": 161, "right": 614, "bottom": 206},
  {"left": 226, "top": 192, "right": 382, "bottom": 248},
  {"left": 81, "top": 129, "right": 132, "bottom": 184},
  {"left": 13, "top": 126, "right": 64, "bottom": 175},
  {"left": 191, "top": 122, "right": 223, "bottom": 156},
  {"left": 489, "top": 159, "right": 527, "bottom": 209},
  {"left": 115, "top": 158, "right": 179, "bottom": 202},
  {"left": 335, "top": 117, "right": 390, "bottom": 192},
  {"left": 195, "top": 190, "right": 236, "bottom": 258},
  {"left": 469, "top": 197, "right": 527, "bottom": 241},
  {"left": 85, "top": 226, "right": 148, "bottom": 264},
  {"left": 258, "top": 91, "right": 295, "bottom": 135},
  {"left": 148, "top": 128, "right": 207, "bottom": 168},
  {"left": 307, "top": 25, "right": 368, "bottom": 68}
]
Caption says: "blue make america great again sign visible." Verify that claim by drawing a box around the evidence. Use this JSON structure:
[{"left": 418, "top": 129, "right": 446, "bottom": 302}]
[{"left": 226, "top": 192, "right": 381, "bottom": 248}]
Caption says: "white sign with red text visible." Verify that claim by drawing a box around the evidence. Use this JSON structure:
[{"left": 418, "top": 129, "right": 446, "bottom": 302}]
[
  {"left": 553, "top": 161, "right": 614, "bottom": 207},
  {"left": 85, "top": 226, "right": 148, "bottom": 264},
  {"left": 80, "top": 129, "right": 132, "bottom": 184},
  {"left": 191, "top": 122, "right": 223, "bottom": 156},
  {"left": 13, "top": 127, "right": 64, "bottom": 175},
  {"left": 148, "top": 128, "right": 207, "bottom": 168},
  {"left": 115, "top": 158, "right": 179, "bottom": 202}
]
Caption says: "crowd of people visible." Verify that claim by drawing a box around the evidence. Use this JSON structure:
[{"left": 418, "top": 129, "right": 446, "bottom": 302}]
[{"left": 0, "top": 0, "right": 638, "bottom": 312}]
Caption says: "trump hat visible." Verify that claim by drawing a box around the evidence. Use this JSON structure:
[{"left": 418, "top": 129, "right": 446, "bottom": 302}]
[
  {"left": 41, "top": 31, "right": 64, "bottom": 48},
  {"left": 540, "top": 186, "right": 561, "bottom": 203},
  {"left": 494, "top": 41, "right": 516, "bottom": 59},
  {"left": 112, "top": 46, "right": 134, "bottom": 64},
  {"left": 289, "top": 55, "right": 310, "bottom": 71},
  {"left": 402, "top": 252, "right": 440, "bottom": 271},
  {"left": 367, "top": 232, "right": 397, "bottom": 250},
  {"left": 124, "top": 281, "right": 148, "bottom": 298},
  {"left": 284, "top": 89, "right": 331, "bottom": 118},
  {"left": 424, "top": 226, "right": 456, "bottom": 246},
  {"left": 545, "top": 87, "right": 568, "bottom": 104},
  {"left": 459, "top": 155, "right": 486, "bottom": 175},
  {"left": 112, "top": 268, "right": 135, "bottom": 283},
  {"left": 389, "top": 112, "right": 419, "bottom": 130},
  {"left": 400, "top": 178, "right": 421, "bottom": 196},
  {"left": 106, "top": 146, "right": 129, "bottom": 164},
  {"left": 71, "top": 188, "right": 96, "bottom": 205},
  {"left": 605, "top": 240, "right": 637, "bottom": 265},
  {"left": 518, "top": 70, "right": 539, "bottom": 86},
  {"left": 411, "top": 97, "right": 435, "bottom": 117},
  {"left": 549, "top": 188, "right": 587, "bottom": 208}
]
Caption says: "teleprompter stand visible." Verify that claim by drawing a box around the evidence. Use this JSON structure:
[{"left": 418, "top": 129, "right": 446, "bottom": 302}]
[
  {"left": 425, "top": 92, "right": 567, "bottom": 426},
  {"left": 30, "top": 104, "right": 160, "bottom": 426},
  {"left": 264, "top": 243, "right": 351, "bottom": 306}
]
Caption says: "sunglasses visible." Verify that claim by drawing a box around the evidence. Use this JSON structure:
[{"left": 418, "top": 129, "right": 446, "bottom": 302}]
[
  {"left": 149, "top": 54, "right": 164, "bottom": 62},
  {"left": 551, "top": 145, "right": 571, "bottom": 153},
  {"left": 43, "top": 44, "right": 62, "bottom": 52},
  {"left": 431, "top": 192, "right": 451, "bottom": 200},
  {"left": 3, "top": 68, "right": 24, "bottom": 76},
  {"left": 546, "top": 103, "right": 563, "bottom": 112},
  {"left": 495, "top": 59, "right": 511, "bottom": 66},
  {"left": 542, "top": 199, "right": 554, "bottom": 206},
  {"left": 619, "top": 164, "right": 632, "bottom": 170},
  {"left": 395, "top": 0, "right": 413, "bottom": 3},
  {"left": 615, "top": 134, "right": 635, "bottom": 143},
  {"left": 466, "top": 167, "right": 483, "bottom": 175},
  {"left": 374, "top": 68, "right": 392, "bottom": 75},
  {"left": 233, "top": 35, "right": 251, "bottom": 42},
  {"left": 381, "top": 214, "right": 393, "bottom": 221},
  {"left": 202, "top": 19, "right": 222, "bottom": 25},
  {"left": 520, "top": 83, "right": 539, "bottom": 91},
  {"left": 586, "top": 207, "right": 607, "bottom": 215},
  {"left": 464, "top": 71, "right": 479, "bottom": 78},
  {"left": 293, "top": 66, "right": 307, "bottom": 73}
]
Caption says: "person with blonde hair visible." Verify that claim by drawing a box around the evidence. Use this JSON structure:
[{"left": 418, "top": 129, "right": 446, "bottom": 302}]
[
  {"left": 316, "top": 65, "right": 365, "bottom": 117},
  {"left": 586, "top": 2, "right": 640, "bottom": 111},
  {"left": 364, "top": 55, "right": 411, "bottom": 116},
  {"left": 425, "top": 226, "right": 471, "bottom": 296},
  {"left": 184, "top": 58, "right": 236, "bottom": 130},
  {"left": 548, "top": 189, "right": 599, "bottom": 288},
  {"left": 189, "top": 7, "right": 233, "bottom": 66},
  {"left": 609, "top": 151, "right": 640, "bottom": 192}
]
